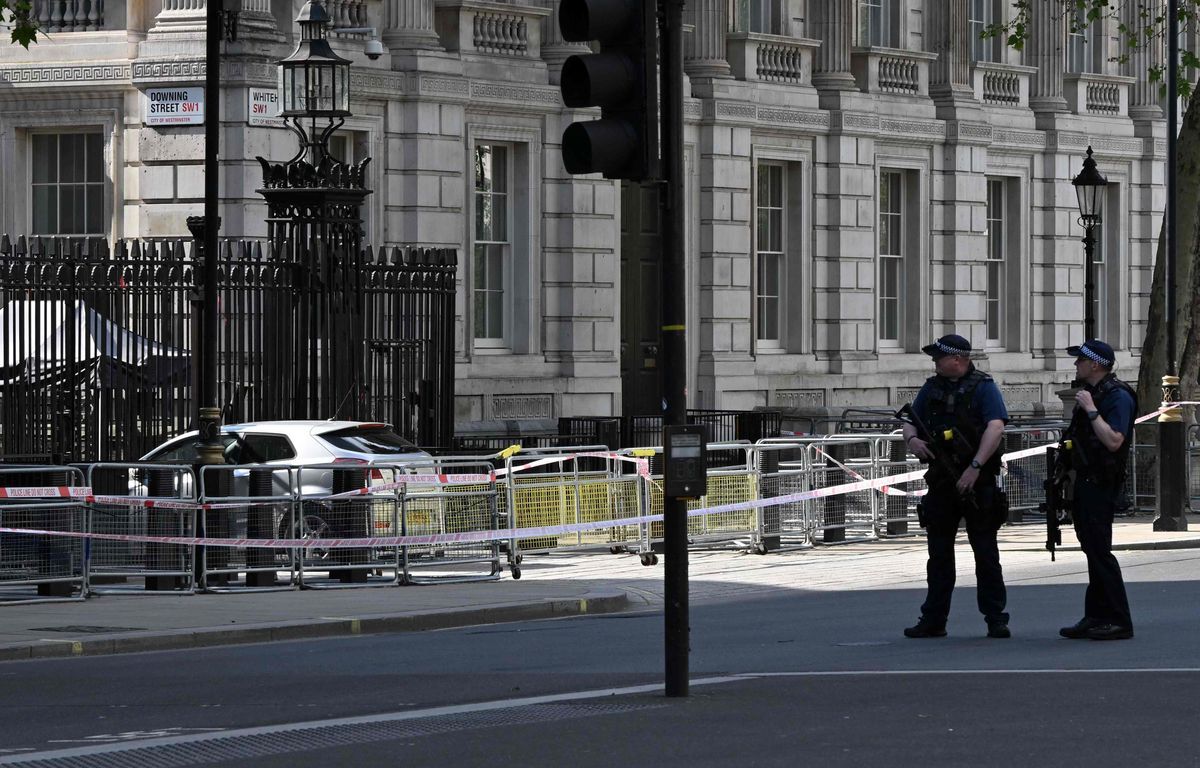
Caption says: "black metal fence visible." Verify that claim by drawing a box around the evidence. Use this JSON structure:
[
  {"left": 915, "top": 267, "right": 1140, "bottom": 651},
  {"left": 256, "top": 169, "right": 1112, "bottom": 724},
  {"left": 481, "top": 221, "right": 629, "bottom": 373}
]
[
  {"left": 558, "top": 410, "right": 782, "bottom": 450},
  {"left": 0, "top": 234, "right": 456, "bottom": 462}
]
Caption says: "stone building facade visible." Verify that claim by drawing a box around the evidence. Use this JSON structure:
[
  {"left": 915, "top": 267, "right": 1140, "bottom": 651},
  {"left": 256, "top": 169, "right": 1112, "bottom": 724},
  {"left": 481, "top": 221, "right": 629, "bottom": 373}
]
[{"left": 0, "top": 0, "right": 1170, "bottom": 427}]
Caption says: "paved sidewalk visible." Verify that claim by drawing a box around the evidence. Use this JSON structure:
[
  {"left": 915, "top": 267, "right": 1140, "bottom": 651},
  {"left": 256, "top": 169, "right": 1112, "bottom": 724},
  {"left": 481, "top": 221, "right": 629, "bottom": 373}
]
[{"left": 0, "top": 514, "right": 1193, "bottom": 662}]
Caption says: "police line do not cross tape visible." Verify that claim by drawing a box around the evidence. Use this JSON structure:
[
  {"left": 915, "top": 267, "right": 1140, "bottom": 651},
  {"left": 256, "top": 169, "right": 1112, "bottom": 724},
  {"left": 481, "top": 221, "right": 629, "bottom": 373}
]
[{"left": 0, "top": 402, "right": 1194, "bottom": 549}]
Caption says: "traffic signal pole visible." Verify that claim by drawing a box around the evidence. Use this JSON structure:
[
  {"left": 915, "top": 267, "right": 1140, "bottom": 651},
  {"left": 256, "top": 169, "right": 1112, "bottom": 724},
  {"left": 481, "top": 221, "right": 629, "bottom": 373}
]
[
  {"left": 556, "top": 0, "right": 687, "bottom": 695},
  {"left": 659, "top": 0, "right": 688, "bottom": 698}
]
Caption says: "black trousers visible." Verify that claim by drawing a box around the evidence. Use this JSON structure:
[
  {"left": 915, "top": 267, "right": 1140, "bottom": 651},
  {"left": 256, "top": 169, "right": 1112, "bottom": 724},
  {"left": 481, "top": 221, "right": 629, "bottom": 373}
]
[
  {"left": 1072, "top": 478, "right": 1133, "bottom": 629},
  {"left": 919, "top": 485, "right": 1008, "bottom": 626}
]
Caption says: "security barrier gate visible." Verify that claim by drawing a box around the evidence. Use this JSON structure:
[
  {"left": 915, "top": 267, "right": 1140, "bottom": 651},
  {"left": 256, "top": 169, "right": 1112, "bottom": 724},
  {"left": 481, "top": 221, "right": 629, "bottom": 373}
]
[{"left": 0, "top": 419, "right": 1168, "bottom": 599}]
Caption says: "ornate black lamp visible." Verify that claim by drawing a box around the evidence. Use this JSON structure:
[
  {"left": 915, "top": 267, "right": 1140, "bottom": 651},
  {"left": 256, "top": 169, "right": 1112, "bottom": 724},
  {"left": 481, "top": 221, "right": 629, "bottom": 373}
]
[
  {"left": 258, "top": 0, "right": 370, "bottom": 250},
  {"left": 1072, "top": 146, "right": 1107, "bottom": 341},
  {"left": 278, "top": 0, "right": 352, "bottom": 165}
]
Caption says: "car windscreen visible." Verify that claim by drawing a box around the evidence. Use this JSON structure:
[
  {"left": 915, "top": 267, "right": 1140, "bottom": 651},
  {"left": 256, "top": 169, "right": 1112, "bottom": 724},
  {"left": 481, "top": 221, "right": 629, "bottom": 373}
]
[{"left": 318, "top": 427, "right": 419, "bottom": 454}]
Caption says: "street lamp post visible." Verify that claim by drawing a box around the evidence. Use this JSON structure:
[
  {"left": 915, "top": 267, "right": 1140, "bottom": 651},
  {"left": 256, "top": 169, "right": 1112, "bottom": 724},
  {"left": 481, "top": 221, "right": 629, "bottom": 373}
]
[
  {"left": 279, "top": 1, "right": 352, "bottom": 168},
  {"left": 1155, "top": 0, "right": 1188, "bottom": 531},
  {"left": 1072, "top": 146, "right": 1106, "bottom": 344}
]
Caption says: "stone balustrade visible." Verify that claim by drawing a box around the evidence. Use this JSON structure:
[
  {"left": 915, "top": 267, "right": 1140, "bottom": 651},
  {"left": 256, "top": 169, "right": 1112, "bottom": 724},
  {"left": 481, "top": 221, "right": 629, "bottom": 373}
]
[
  {"left": 327, "top": 0, "right": 370, "bottom": 34},
  {"left": 850, "top": 46, "right": 936, "bottom": 96},
  {"left": 33, "top": 0, "right": 105, "bottom": 31},
  {"left": 1064, "top": 73, "right": 1134, "bottom": 117},
  {"left": 434, "top": 0, "right": 549, "bottom": 58},
  {"left": 725, "top": 33, "right": 821, "bottom": 86},
  {"left": 972, "top": 62, "right": 1037, "bottom": 108}
]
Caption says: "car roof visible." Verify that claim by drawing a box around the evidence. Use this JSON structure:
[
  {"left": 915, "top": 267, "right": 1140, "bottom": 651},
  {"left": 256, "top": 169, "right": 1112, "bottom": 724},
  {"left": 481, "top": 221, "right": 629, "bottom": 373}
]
[
  {"left": 223, "top": 421, "right": 393, "bottom": 436},
  {"left": 151, "top": 421, "right": 402, "bottom": 445}
]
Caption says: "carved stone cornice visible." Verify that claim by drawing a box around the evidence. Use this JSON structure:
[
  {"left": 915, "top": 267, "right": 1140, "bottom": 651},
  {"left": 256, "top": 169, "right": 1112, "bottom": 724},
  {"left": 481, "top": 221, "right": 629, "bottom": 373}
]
[
  {"left": 469, "top": 81, "right": 559, "bottom": 107},
  {"left": 992, "top": 129, "right": 1046, "bottom": 149},
  {"left": 756, "top": 107, "right": 831, "bottom": 130},
  {"left": 829, "top": 110, "right": 879, "bottom": 134},
  {"left": 0, "top": 63, "right": 132, "bottom": 87},
  {"left": 132, "top": 58, "right": 206, "bottom": 86},
  {"left": 946, "top": 120, "right": 992, "bottom": 145},
  {"left": 879, "top": 118, "right": 945, "bottom": 139}
]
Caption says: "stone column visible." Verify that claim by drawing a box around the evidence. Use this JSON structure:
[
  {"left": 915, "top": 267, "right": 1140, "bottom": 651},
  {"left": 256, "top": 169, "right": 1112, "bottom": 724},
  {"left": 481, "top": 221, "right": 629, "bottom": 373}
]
[
  {"left": 383, "top": 0, "right": 441, "bottom": 51},
  {"left": 1028, "top": 1, "right": 1068, "bottom": 113},
  {"left": 811, "top": 0, "right": 856, "bottom": 91},
  {"left": 1127, "top": 0, "right": 1165, "bottom": 120},
  {"left": 541, "top": 0, "right": 589, "bottom": 84},
  {"left": 146, "top": 0, "right": 208, "bottom": 35},
  {"left": 928, "top": 0, "right": 974, "bottom": 107},
  {"left": 684, "top": 0, "right": 732, "bottom": 79}
]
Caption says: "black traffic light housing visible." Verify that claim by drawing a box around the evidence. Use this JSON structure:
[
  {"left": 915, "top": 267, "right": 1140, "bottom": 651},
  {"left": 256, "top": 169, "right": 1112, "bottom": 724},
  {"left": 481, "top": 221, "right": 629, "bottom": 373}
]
[{"left": 558, "top": 0, "right": 659, "bottom": 180}]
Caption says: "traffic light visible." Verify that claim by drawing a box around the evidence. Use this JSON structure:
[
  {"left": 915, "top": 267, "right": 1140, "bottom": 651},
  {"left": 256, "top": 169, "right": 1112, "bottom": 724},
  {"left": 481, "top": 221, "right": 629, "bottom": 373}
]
[{"left": 558, "top": 0, "right": 658, "bottom": 180}]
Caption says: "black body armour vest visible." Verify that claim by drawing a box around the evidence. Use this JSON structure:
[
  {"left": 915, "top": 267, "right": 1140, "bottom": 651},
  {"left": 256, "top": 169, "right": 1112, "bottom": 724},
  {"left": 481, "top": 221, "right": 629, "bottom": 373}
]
[
  {"left": 1064, "top": 374, "right": 1135, "bottom": 486},
  {"left": 922, "top": 366, "right": 1001, "bottom": 478}
]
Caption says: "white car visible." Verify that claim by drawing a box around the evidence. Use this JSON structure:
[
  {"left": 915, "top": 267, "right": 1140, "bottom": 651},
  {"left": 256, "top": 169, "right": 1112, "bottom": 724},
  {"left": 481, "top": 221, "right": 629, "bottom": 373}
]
[
  {"left": 136, "top": 421, "right": 433, "bottom": 552},
  {"left": 138, "top": 420, "right": 432, "bottom": 497}
]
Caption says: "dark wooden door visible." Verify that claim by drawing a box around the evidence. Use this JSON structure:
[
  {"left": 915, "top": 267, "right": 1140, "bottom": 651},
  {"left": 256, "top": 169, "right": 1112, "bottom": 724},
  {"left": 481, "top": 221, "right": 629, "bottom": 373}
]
[{"left": 620, "top": 181, "right": 663, "bottom": 416}]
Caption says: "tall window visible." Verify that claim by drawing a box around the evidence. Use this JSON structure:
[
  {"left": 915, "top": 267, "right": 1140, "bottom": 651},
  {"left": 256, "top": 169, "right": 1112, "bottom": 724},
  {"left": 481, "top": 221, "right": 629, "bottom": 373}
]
[
  {"left": 756, "top": 163, "right": 785, "bottom": 345},
  {"left": 31, "top": 132, "right": 104, "bottom": 237},
  {"left": 969, "top": 0, "right": 996, "bottom": 62},
  {"left": 473, "top": 143, "right": 510, "bottom": 345},
  {"left": 985, "top": 179, "right": 1006, "bottom": 344},
  {"left": 858, "top": 0, "right": 886, "bottom": 46},
  {"left": 1089, "top": 214, "right": 1104, "bottom": 338},
  {"left": 749, "top": 0, "right": 781, "bottom": 34},
  {"left": 878, "top": 171, "right": 904, "bottom": 344},
  {"left": 1067, "top": 4, "right": 1097, "bottom": 74}
]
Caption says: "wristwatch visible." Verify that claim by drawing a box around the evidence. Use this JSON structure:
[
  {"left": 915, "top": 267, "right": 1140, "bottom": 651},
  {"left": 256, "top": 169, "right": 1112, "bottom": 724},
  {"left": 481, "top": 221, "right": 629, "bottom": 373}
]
[
  {"left": 969, "top": 459, "right": 982, "bottom": 470},
  {"left": 1087, "top": 410, "right": 1101, "bottom": 421}
]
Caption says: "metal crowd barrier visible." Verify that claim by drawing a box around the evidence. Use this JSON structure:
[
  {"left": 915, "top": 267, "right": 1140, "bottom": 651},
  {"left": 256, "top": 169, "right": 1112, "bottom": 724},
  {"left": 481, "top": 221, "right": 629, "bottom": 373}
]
[
  {"left": 754, "top": 441, "right": 811, "bottom": 551},
  {"left": 502, "top": 447, "right": 644, "bottom": 575},
  {"left": 806, "top": 436, "right": 880, "bottom": 544},
  {"left": 872, "top": 434, "right": 923, "bottom": 537},
  {"left": 1001, "top": 425, "right": 1064, "bottom": 520},
  {"left": 0, "top": 418, "right": 1147, "bottom": 602},
  {"left": 293, "top": 463, "right": 400, "bottom": 589},
  {"left": 398, "top": 460, "right": 501, "bottom": 585},
  {"left": 0, "top": 465, "right": 87, "bottom": 603},
  {"left": 634, "top": 443, "right": 761, "bottom": 561},
  {"left": 86, "top": 463, "right": 198, "bottom": 595},
  {"left": 197, "top": 465, "right": 298, "bottom": 591}
]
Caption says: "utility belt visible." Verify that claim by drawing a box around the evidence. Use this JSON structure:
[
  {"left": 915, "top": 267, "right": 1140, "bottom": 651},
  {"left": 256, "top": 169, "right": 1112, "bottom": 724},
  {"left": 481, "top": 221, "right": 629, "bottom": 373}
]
[{"left": 1057, "top": 436, "right": 1123, "bottom": 491}]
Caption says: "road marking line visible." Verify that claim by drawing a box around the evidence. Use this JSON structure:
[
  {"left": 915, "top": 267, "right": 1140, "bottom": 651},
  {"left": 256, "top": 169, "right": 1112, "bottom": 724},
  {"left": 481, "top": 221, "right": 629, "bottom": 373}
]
[
  {"left": 748, "top": 668, "right": 1200, "bottom": 676},
  {"left": 0, "top": 676, "right": 752, "bottom": 765}
]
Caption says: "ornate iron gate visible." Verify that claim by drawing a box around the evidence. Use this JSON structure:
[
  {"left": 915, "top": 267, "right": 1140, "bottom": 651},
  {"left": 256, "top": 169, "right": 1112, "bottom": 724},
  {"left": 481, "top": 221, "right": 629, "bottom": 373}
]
[{"left": 0, "top": 234, "right": 456, "bottom": 462}]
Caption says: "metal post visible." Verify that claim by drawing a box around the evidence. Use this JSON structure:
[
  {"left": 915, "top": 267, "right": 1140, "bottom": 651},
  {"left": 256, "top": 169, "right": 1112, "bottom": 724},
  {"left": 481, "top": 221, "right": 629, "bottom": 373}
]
[
  {"left": 1082, "top": 224, "right": 1096, "bottom": 343},
  {"left": 188, "top": 0, "right": 228, "bottom": 586},
  {"left": 199, "top": 0, "right": 224, "bottom": 466},
  {"left": 659, "top": 0, "right": 688, "bottom": 698},
  {"left": 1155, "top": 0, "right": 1188, "bottom": 531}
]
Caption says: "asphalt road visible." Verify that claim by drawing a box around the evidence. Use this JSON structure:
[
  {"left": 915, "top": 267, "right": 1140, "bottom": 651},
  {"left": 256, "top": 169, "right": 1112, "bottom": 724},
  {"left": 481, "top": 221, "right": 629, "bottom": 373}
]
[{"left": 2, "top": 548, "right": 1199, "bottom": 767}]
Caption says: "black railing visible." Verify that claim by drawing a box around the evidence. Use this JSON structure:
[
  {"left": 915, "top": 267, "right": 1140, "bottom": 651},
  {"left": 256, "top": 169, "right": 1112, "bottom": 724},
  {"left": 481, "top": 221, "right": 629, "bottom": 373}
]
[
  {"left": 557, "top": 410, "right": 782, "bottom": 452},
  {"left": 0, "top": 234, "right": 457, "bottom": 462}
]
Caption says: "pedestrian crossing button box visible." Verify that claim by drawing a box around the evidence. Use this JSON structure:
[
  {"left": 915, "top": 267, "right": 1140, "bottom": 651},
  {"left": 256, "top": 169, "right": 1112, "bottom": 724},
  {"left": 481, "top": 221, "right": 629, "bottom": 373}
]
[{"left": 664, "top": 425, "right": 707, "bottom": 499}]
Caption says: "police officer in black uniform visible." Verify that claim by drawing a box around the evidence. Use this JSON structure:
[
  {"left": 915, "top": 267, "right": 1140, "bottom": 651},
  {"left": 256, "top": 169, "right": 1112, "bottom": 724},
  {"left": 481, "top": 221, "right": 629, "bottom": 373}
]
[
  {"left": 902, "top": 334, "right": 1011, "bottom": 639},
  {"left": 1058, "top": 340, "right": 1136, "bottom": 641}
]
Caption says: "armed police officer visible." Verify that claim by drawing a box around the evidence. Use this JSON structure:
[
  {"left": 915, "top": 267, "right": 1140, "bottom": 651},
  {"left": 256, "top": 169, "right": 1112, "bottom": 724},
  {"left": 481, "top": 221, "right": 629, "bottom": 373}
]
[
  {"left": 1057, "top": 340, "right": 1136, "bottom": 641},
  {"left": 901, "top": 334, "right": 1011, "bottom": 639}
]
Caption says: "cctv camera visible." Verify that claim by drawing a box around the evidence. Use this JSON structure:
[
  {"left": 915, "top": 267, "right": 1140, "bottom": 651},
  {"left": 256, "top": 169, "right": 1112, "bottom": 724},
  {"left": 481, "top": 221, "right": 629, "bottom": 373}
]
[{"left": 364, "top": 38, "right": 384, "bottom": 60}]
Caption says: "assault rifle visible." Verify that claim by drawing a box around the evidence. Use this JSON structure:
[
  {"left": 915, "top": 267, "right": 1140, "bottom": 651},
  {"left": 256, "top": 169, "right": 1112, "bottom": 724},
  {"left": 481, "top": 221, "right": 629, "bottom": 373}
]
[
  {"left": 1040, "top": 438, "right": 1085, "bottom": 561},
  {"left": 896, "top": 403, "right": 978, "bottom": 511}
]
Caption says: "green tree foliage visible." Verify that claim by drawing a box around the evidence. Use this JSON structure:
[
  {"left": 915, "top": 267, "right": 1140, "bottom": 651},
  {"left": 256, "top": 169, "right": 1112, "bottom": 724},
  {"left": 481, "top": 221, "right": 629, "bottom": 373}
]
[
  {"left": 2, "top": 0, "right": 38, "bottom": 47},
  {"left": 989, "top": 1, "right": 1200, "bottom": 415},
  {"left": 983, "top": 0, "right": 1199, "bottom": 97}
]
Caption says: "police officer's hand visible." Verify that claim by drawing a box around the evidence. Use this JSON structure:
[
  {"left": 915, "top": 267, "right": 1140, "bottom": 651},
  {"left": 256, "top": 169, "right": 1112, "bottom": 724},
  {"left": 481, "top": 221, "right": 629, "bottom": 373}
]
[
  {"left": 957, "top": 466, "right": 979, "bottom": 495},
  {"left": 907, "top": 437, "right": 933, "bottom": 461},
  {"left": 1075, "top": 390, "right": 1096, "bottom": 412}
]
